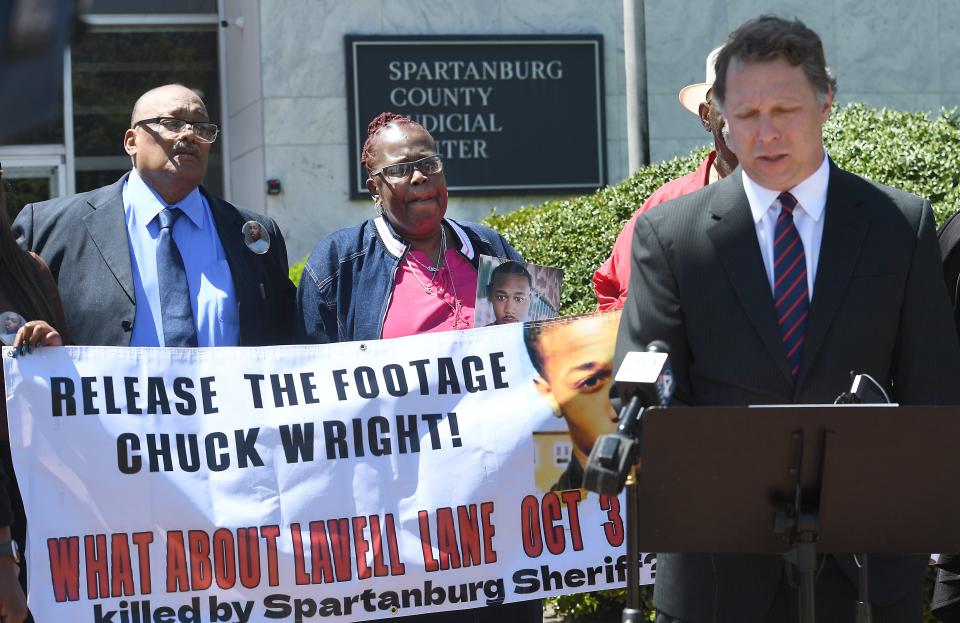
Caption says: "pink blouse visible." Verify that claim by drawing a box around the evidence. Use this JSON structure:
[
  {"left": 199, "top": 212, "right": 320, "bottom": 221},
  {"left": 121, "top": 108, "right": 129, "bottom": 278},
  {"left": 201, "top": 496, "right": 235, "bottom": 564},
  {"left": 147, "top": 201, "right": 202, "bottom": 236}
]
[{"left": 381, "top": 249, "right": 478, "bottom": 339}]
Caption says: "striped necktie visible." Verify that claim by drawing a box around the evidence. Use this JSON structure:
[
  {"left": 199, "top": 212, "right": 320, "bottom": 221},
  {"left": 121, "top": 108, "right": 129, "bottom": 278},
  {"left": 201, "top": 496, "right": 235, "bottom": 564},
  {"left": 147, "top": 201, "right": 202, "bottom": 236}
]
[
  {"left": 773, "top": 192, "right": 808, "bottom": 378},
  {"left": 156, "top": 207, "right": 198, "bottom": 347}
]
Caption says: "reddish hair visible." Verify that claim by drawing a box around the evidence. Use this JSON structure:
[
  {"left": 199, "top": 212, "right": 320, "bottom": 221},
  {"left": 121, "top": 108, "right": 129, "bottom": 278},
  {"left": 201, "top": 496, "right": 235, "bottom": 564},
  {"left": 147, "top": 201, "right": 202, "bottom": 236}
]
[{"left": 360, "top": 112, "right": 426, "bottom": 170}]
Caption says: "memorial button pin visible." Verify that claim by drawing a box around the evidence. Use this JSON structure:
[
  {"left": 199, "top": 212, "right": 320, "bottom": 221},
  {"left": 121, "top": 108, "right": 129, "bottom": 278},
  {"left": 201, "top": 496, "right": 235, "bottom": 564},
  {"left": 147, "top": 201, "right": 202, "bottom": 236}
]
[{"left": 242, "top": 220, "right": 270, "bottom": 254}]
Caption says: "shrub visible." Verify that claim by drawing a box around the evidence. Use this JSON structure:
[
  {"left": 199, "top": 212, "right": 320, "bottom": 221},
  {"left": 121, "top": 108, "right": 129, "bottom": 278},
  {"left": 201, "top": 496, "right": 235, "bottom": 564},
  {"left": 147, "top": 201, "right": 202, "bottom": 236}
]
[
  {"left": 289, "top": 255, "right": 306, "bottom": 287},
  {"left": 483, "top": 104, "right": 960, "bottom": 314},
  {"left": 549, "top": 588, "right": 645, "bottom": 622}
]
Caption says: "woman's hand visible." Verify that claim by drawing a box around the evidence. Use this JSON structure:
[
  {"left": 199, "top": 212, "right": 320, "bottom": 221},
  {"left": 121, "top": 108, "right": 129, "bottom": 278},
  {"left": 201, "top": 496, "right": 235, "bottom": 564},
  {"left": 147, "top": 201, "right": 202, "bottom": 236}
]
[{"left": 12, "top": 320, "right": 62, "bottom": 357}]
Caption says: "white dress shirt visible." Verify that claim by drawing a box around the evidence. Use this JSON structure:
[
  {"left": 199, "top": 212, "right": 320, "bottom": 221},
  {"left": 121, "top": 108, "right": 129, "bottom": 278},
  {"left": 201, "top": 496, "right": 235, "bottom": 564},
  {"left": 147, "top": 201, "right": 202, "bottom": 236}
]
[{"left": 743, "top": 151, "right": 831, "bottom": 299}]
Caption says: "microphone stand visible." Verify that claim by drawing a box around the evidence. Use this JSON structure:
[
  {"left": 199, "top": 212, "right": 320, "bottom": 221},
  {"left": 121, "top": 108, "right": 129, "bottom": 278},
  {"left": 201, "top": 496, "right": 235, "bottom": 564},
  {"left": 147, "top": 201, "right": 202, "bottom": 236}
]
[
  {"left": 855, "top": 554, "right": 871, "bottom": 623},
  {"left": 622, "top": 463, "right": 642, "bottom": 623},
  {"left": 583, "top": 394, "right": 645, "bottom": 622},
  {"left": 586, "top": 344, "right": 672, "bottom": 622},
  {"left": 835, "top": 371, "right": 886, "bottom": 623}
]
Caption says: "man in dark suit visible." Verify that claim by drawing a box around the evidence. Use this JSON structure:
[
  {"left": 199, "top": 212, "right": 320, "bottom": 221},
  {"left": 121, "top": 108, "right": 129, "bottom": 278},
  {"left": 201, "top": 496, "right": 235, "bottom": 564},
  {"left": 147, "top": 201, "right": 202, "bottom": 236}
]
[
  {"left": 932, "top": 183, "right": 960, "bottom": 621},
  {"left": 616, "top": 16, "right": 960, "bottom": 622},
  {"left": 14, "top": 84, "right": 294, "bottom": 346}
]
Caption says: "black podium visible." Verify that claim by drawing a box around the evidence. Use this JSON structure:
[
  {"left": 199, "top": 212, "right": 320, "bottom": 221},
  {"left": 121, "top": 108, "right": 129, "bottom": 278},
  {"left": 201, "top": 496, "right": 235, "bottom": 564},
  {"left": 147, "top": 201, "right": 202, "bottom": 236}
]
[{"left": 633, "top": 405, "right": 960, "bottom": 621}]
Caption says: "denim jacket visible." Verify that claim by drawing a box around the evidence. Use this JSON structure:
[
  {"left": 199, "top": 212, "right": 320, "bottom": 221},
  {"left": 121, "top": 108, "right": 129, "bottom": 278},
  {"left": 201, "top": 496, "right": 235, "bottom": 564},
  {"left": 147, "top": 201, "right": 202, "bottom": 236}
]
[{"left": 296, "top": 216, "right": 523, "bottom": 343}]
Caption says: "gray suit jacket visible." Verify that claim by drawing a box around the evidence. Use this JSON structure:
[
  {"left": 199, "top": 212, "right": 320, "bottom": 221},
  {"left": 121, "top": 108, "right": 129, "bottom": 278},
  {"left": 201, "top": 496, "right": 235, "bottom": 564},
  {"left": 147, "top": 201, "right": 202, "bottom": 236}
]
[
  {"left": 615, "top": 161, "right": 960, "bottom": 621},
  {"left": 13, "top": 174, "right": 295, "bottom": 346}
]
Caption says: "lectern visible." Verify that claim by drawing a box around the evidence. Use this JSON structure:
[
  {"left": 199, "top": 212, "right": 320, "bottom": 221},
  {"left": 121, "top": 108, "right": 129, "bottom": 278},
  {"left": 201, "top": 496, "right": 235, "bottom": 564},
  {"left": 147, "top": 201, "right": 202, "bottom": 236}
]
[{"left": 634, "top": 405, "right": 960, "bottom": 622}]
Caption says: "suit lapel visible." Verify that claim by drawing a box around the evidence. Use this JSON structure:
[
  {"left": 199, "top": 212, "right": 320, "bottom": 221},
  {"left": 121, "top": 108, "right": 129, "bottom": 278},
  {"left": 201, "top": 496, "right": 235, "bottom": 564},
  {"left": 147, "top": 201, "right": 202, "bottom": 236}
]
[
  {"left": 205, "top": 191, "right": 254, "bottom": 329},
  {"left": 796, "top": 165, "right": 869, "bottom": 386},
  {"left": 707, "top": 173, "right": 794, "bottom": 385},
  {"left": 81, "top": 176, "right": 136, "bottom": 304},
  {"left": 205, "top": 191, "right": 245, "bottom": 278}
]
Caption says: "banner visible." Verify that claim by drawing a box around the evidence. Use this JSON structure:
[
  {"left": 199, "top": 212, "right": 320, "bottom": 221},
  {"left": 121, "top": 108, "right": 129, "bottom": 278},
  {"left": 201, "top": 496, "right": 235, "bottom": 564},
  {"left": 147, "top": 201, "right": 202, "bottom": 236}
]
[{"left": 4, "top": 312, "right": 654, "bottom": 622}]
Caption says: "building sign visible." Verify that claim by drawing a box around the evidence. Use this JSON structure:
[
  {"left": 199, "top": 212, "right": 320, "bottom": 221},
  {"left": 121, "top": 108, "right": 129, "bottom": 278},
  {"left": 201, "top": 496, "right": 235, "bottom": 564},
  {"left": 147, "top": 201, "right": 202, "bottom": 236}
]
[{"left": 346, "top": 35, "right": 605, "bottom": 197}]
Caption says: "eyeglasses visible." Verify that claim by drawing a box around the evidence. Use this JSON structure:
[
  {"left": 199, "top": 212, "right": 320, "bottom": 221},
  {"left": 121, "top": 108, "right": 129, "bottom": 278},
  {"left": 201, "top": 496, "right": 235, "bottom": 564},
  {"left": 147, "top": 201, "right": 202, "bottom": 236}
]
[
  {"left": 370, "top": 155, "right": 443, "bottom": 180},
  {"left": 134, "top": 116, "right": 220, "bottom": 143}
]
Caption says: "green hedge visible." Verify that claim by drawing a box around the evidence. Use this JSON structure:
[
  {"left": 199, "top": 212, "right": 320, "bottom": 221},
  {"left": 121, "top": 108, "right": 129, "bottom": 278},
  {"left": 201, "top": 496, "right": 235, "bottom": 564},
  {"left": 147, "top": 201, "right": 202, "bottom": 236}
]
[
  {"left": 482, "top": 103, "right": 960, "bottom": 315},
  {"left": 289, "top": 256, "right": 306, "bottom": 286}
]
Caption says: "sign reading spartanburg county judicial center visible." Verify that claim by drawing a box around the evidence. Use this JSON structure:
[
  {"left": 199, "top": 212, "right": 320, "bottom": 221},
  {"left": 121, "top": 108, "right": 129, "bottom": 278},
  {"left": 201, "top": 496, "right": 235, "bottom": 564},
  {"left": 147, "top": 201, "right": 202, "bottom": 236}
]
[{"left": 346, "top": 35, "right": 605, "bottom": 197}]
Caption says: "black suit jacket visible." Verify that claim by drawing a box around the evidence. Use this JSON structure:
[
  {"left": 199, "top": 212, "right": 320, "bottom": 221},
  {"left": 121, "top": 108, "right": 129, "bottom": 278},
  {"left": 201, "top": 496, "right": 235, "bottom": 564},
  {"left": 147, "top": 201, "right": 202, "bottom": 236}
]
[
  {"left": 616, "top": 162, "right": 960, "bottom": 622},
  {"left": 13, "top": 175, "right": 295, "bottom": 346},
  {"left": 932, "top": 211, "right": 960, "bottom": 621}
]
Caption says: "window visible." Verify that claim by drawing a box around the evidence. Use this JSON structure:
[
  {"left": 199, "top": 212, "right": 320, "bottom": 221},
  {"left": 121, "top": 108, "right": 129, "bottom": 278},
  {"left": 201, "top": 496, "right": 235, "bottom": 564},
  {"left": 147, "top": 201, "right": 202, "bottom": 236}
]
[
  {"left": 87, "top": 0, "right": 216, "bottom": 14},
  {"left": 71, "top": 27, "right": 223, "bottom": 194}
]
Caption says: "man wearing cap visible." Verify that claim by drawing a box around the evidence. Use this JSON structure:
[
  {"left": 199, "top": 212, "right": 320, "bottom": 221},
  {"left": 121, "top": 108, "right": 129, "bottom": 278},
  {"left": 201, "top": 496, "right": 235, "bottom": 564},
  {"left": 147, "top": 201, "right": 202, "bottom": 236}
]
[
  {"left": 593, "top": 46, "right": 738, "bottom": 311},
  {"left": 14, "top": 84, "right": 295, "bottom": 347}
]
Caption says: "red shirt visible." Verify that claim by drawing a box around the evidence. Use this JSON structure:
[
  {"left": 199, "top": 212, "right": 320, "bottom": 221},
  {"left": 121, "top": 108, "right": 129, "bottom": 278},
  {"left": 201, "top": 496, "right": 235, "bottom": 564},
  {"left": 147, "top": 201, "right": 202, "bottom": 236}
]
[{"left": 592, "top": 151, "right": 717, "bottom": 311}]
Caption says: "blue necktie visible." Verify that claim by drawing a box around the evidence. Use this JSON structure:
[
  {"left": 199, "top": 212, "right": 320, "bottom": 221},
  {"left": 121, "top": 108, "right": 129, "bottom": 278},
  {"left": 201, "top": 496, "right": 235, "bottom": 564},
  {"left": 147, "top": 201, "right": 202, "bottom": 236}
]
[
  {"left": 773, "top": 192, "right": 808, "bottom": 378},
  {"left": 156, "top": 207, "right": 198, "bottom": 347}
]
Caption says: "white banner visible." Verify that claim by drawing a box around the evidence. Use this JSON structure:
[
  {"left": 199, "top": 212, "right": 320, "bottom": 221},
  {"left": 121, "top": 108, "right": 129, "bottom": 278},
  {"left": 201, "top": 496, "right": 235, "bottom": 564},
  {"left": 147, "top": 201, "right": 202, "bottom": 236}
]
[{"left": 4, "top": 316, "right": 653, "bottom": 622}]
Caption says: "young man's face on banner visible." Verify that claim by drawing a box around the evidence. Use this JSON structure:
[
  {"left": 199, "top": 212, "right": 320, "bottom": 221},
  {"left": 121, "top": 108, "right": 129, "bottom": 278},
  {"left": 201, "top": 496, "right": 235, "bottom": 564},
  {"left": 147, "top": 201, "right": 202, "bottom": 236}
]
[
  {"left": 533, "top": 313, "right": 619, "bottom": 466},
  {"left": 490, "top": 273, "right": 532, "bottom": 324}
]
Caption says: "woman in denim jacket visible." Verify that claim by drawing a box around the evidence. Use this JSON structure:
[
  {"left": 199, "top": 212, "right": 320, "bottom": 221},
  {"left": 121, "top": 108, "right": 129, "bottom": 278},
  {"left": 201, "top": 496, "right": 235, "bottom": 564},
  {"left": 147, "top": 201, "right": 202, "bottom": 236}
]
[
  {"left": 296, "top": 112, "right": 523, "bottom": 344},
  {"left": 295, "top": 114, "right": 539, "bottom": 623}
]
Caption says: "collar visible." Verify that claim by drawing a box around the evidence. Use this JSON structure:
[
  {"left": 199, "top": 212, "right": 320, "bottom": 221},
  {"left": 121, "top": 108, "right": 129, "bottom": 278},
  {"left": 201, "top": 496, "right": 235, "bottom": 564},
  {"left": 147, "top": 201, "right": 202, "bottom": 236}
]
[
  {"left": 125, "top": 168, "right": 205, "bottom": 229},
  {"left": 702, "top": 150, "right": 720, "bottom": 185},
  {"left": 373, "top": 215, "right": 475, "bottom": 260},
  {"left": 743, "top": 149, "right": 830, "bottom": 224},
  {"left": 708, "top": 161, "right": 721, "bottom": 184}
]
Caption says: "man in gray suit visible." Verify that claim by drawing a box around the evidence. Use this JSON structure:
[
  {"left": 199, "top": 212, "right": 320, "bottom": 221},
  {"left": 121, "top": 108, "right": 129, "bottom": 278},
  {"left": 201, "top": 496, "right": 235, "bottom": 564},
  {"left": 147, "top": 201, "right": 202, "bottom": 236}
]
[
  {"left": 616, "top": 16, "right": 960, "bottom": 622},
  {"left": 14, "top": 84, "right": 294, "bottom": 346}
]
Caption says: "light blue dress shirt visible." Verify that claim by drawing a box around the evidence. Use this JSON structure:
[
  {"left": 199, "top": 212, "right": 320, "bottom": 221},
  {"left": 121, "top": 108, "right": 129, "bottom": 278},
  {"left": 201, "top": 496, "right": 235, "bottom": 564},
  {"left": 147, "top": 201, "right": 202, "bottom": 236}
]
[{"left": 122, "top": 169, "right": 240, "bottom": 346}]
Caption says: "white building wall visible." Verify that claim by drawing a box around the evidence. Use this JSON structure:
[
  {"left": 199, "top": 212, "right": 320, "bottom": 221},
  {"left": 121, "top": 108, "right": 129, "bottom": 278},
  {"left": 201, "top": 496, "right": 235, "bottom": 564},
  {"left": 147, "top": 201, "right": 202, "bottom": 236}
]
[
  {"left": 223, "top": 0, "right": 267, "bottom": 218},
  {"left": 646, "top": 0, "right": 960, "bottom": 162}
]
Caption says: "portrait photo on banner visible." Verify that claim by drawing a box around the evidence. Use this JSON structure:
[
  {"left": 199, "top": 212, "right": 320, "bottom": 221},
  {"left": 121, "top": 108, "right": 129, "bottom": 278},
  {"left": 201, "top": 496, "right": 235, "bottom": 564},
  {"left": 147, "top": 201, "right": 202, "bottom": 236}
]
[
  {"left": 524, "top": 311, "right": 621, "bottom": 494},
  {"left": 474, "top": 254, "right": 563, "bottom": 327}
]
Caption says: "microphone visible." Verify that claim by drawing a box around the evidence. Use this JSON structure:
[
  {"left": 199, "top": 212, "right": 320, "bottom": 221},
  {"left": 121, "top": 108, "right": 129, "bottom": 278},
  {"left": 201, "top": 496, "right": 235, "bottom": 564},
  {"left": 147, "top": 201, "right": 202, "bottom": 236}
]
[
  {"left": 834, "top": 371, "right": 891, "bottom": 404},
  {"left": 615, "top": 340, "right": 673, "bottom": 437},
  {"left": 583, "top": 341, "right": 672, "bottom": 495}
]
